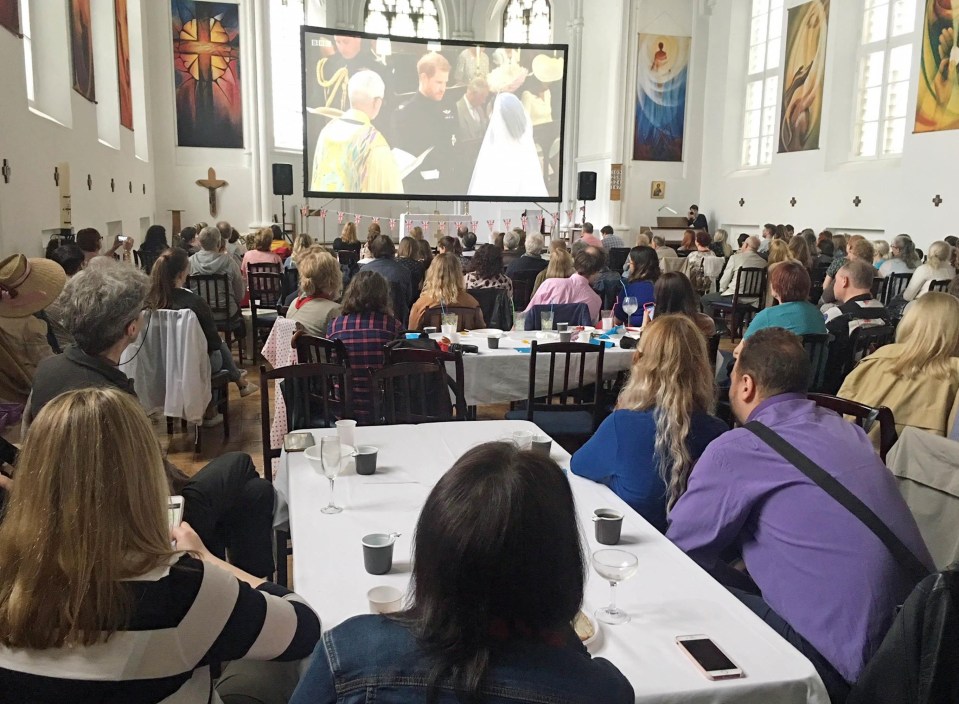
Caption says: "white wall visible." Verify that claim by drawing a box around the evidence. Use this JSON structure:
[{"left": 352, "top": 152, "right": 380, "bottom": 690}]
[
  {"left": 699, "top": 0, "right": 959, "bottom": 249},
  {"left": 0, "top": 0, "right": 156, "bottom": 257}
]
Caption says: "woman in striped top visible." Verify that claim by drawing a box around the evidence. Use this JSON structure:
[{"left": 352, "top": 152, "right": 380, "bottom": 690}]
[{"left": 0, "top": 388, "right": 320, "bottom": 703}]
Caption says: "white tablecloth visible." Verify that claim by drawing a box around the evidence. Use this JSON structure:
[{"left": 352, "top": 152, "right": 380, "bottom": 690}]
[
  {"left": 450, "top": 330, "right": 634, "bottom": 406},
  {"left": 283, "top": 420, "right": 828, "bottom": 704}
]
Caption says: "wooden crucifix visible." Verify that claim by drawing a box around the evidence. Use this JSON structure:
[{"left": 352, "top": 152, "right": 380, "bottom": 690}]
[{"left": 196, "top": 167, "right": 227, "bottom": 217}]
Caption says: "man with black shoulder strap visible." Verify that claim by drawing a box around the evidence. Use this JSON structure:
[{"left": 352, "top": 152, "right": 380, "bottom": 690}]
[{"left": 667, "top": 328, "right": 932, "bottom": 703}]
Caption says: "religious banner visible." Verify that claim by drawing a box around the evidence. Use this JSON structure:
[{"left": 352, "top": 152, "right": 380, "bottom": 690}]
[
  {"left": 172, "top": 1, "right": 242, "bottom": 148},
  {"left": 0, "top": 0, "right": 20, "bottom": 36},
  {"left": 633, "top": 34, "right": 690, "bottom": 162},
  {"left": 115, "top": 0, "right": 133, "bottom": 130},
  {"left": 779, "top": 0, "right": 829, "bottom": 153},
  {"left": 69, "top": 0, "right": 96, "bottom": 102},
  {"left": 914, "top": 0, "right": 959, "bottom": 134}
]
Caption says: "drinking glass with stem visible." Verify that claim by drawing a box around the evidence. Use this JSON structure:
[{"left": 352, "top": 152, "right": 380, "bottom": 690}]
[
  {"left": 621, "top": 296, "right": 639, "bottom": 325},
  {"left": 319, "top": 435, "right": 343, "bottom": 514},
  {"left": 592, "top": 549, "right": 639, "bottom": 625}
]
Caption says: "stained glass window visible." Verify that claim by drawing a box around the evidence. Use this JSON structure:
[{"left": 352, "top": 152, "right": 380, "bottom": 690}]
[
  {"left": 364, "top": 0, "right": 440, "bottom": 39},
  {"left": 503, "top": 0, "right": 551, "bottom": 45}
]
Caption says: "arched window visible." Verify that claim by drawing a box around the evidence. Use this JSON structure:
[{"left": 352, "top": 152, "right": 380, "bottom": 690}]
[
  {"left": 503, "top": 0, "right": 551, "bottom": 45},
  {"left": 364, "top": 0, "right": 440, "bottom": 39}
]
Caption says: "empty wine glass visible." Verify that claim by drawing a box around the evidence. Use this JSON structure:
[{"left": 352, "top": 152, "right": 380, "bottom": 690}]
[
  {"left": 622, "top": 297, "right": 639, "bottom": 324},
  {"left": 592, "top": 549, "right": 639, "bottom": 625},
  {"left": 319, "top": 436, "right": 343, "bottom": 514}
]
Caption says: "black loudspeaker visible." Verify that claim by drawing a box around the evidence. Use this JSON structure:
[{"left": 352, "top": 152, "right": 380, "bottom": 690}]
[
  {"left": 577, "top": 171, "right": 597, "bottom": 201},
  {"left": 272, "top": 163, "right": 294, "bottom": 196}
]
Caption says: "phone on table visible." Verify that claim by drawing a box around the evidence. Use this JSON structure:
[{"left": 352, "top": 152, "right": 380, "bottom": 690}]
[{"left": 676, "top": 635, "right": 744, "bottom": 680}]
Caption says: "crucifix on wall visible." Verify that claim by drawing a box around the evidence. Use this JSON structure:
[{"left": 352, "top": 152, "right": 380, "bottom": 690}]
[{"left": 196, "top": 167, "right": 227, "bottom": 217}]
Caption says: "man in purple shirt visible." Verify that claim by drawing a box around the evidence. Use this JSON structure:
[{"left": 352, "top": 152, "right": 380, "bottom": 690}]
[
  {"left": 667, "top": 328, "right": 931, "bottom": 703},
  {"left": 524, "top": 246, "right": 605, "bottom": 323}
]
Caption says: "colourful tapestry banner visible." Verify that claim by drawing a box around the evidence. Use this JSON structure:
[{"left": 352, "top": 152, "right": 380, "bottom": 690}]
[
  {"left": 116, "top": 0, "right": 133, "bottom": 130},
  {"left": 69, "top": 0, "right": 96, "bottom": 102},
  {"left": 633, "top": 34, "right": 690, "bottom": 162},
  {"left": 172, "top": 0, "right": 243, "bottom": 148},
  {"left": 779, "top": 0, "right": 829, "bottom": 152},
  {"left": 914, "top": 0, "right": 959, "bottom": 134}
]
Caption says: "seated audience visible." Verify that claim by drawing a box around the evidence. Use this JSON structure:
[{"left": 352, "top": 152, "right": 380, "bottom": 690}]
[
  {"left": 437, "top": 234, "right": 463, "bottom": 257},
  {"left": 29, "top": 261, "right": 276, "bottom": 577},
  {"left": 815, "top": 238, "right": 835, "bottom": 267},
  {"left": 291, "top": 442, "right": 633, "bottom": 704},
  {"left": 141, "top": 224, "right": 169, "bottom": 259},
  {"left": 413, "top": 237, "right": 433, "bottom": 267},
  {"left": 178, "top": 225, "right": 200, "bottom": 254},
  {"left": 741, "top": 261, "right": 827, "bottom": 343},
  {"left": 831, "top": 233, "right": 848, "bottom": 258},
  {"left": 758, "top": 224, "right": 775, "bottom": 255},
  {"left": 822, "top": 259, "right": 890, "bottom": 393},
  {"left": 525, "top": 246, "right": 606, "bottom": 323},
  {"left": 506, "top": 233, "right": 548, "bottom": 276},
  {"left": 634, "top": 233, "right": 652, "bottom": 248},
  {"left": 678, "top": 229, "right": 696, "bottom": 253},
  {"left": 287, "top": 249, "right": 344, "bottom": 337},
  {"left": 0, "top": 388, "right": 320, "bottom": 703},
  {"left": 359, "top": 223, "right": 382, "bottom": 261},
  {"left": 702, "top": 235, "right": 766, "bottom": 312},
  {"left": 76, "top": 227, "right": 126, "bottom": 265},
  {"left": 822, "top": 238, "right": 875, "bottom": 304},
  {"left": 532, "top": 246, "right": 574, "bottom": 294},
  {"left": 787, "top": 235, "right": 813, "bottom": 269},
  {"left": 579, "top": 222, "right": 603, "bottom": 248},
  {"left": 333, "top": 222, "right": 362, "bottom": 256},
  {"left": 902, "top": 241, "right": 956, "bottom": 301},
  {"left": 872, "top": 239, "right": 890, "bottom": 270},
  {"left": 643, "top": 272, "right": 716, "bottom": 338},
  {"left": 465, "top": 244, "right": 513, "bottom": 297},
  {"left": 492, "top": 231, "right": 506, "bottom": 250},
  {"left": 327, "top": 271, "right": 404, "bottom": 423},
  {"left": 571, "top": 316, "right": 726, "bottom": 532},
  {"left": 409, "top": 253, "right": 485, "bottom": 330},
  {"left": 148, "top": 248, "right": 256, "bottom": 398},
  {"left": 652, "top": 234, "right": 679, "bottom": 260},
  {"left": 189, "top": 226, "right": 246, "bottom": 319},
  {"left": 395, "top": 237, "right": 426, "bottom": 293},
  {"left": 408, "top": 225, "right": 425, "bottom": 241},
  {"left": 241, "top": 227, "right": 283, "bottom": 278},
  {"left": 683, "top": 231, "right": 718, "bottom": 272},
  {"left": 225, "top": 226, "right": 247, "bottom": 264},
  {"left": 461, "top": 231, "right": 477, "bottom": 252},
  {"left": 364, "top": 235, "right": 413, "bottom": 325},
  {"left": 839, "top": 292, "right": 959, "bottom": 437},
  {"left": 600, "top": 224, "right": 625, "bottom": 251},
  {"left": 286, "top": 233, "right": 314, "bottom": 270},
  {"left": 667, "top": 328, "right": 933, "bottom": 702},
  {"left": 501, "top": 229, "right": 523, "bottom": 269},
  {"left": 712, "top": 229, "right": 733, "bottom": 258},
  {"left": 878, "top": 234, "right": 921, "bottom": 277},
  {"left": 614, "top": 246, "right": 659, "bottom": 326}
]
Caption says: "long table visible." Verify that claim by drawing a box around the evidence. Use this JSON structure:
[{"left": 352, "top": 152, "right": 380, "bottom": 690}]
[{"left": 283, "top": 420, "right": 828, "bottom": 704}]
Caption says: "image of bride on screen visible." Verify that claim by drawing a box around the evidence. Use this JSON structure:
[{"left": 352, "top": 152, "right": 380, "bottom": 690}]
[{"left": 468, "top": 92, "right": 548, "bottom": 198}]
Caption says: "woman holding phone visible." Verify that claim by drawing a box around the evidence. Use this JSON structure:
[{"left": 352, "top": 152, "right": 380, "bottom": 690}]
[{"left": 0, "top": 388, "right": 320, "bottom": 703}]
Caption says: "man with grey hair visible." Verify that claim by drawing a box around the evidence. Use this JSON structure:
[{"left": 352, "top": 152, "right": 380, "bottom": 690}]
[
  {"left": 456, "top": 76, "right": 490, "bottom": 142},
  {"left": 29, "top": 260, "right": 276, "bottom": 578},
  {"left": 702, "top": 235, "right": 767, "bottom": 312},
  {"left": 652, "top": 234, "right": 678, "bottom": 260},
  {"left": 311, "top": 69, "right": 402, "bottom": 194},
  {"left": 507, "top": 232, "right": 548, "bottom": 276},
  {"left": 501, "top": 229, "right": 524, "bottom": 270},
  {"left": 189, "top": 226, "right": 245, "bottom": 318}
]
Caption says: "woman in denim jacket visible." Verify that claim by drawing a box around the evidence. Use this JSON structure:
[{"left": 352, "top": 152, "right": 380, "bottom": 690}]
[{"left": 291, "top": 442, "right": 634, "bottom": 704}]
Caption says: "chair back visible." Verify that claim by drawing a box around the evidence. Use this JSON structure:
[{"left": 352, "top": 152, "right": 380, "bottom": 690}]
[
  {"left": 524, "top": 341, "right": 606, "bottom": 433},
  {"left": 369, "top": 361, "right": 455, "bottom": 424},
  {"left": 509, "top": 271, "right": 539, "bottom": 311},
  {"left": 469, "top": 287, "right": 514, "bottom": 330},
  {"left": 808, "top": 392, "right": 898, "bottom": 461},
  {"left": 870, "top": 275, "right": 889, "bottom": 302},
  {"left": 524, "top": 303, "right": 592, "bottom": 330},
  {"left": 928, "top": 279, "right": 951, "bottom": 293},
  {"left": 422, "top": 306, "right": 484, "bottom": 331},
  {"left": 848, "top": 324, "right": 896, "bottom": 375},
  {"left": 801, "top": 333, "right": 832, "bottom": 393},
  {"left": 707, "top": 332, "right": 721, "bottom": 371},
  {"left": 384, "top": 346, "right": 467, "bottom": 419},
  {"left": 248, "top": 265, "right": 284, "bottom": 317},
  {"left": 337, "top": 250, "right": 360, "bottom": 268},
  {"left": 731, "top": 267, "right": 768, "bottom": 308},
  {"left": 292, "top": 330, "right": 349, "bottom": 366},
  {"left": 608, "top": 247, "right": 630, "bottom": 273},
  {"left": 661, "top": 257, "right": 686, "bottom": 273},
  {"left": 809, "top": 262, "right": 830, "bottom": 303},
  {"left": 883, "top": 272, "right": 912, "bottom": 304},
  {"left": 188, "top": 273, "right": 232, "bottom": 322},
  {"left": 138, "top": 249, "right": 161, "bottom": 275}
]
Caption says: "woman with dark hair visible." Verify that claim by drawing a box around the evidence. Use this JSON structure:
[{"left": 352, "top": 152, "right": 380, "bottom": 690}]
[
  {"left": 142, "top": 225, "right": 168, "bottom": 254},
  {"left": 413, "top": 238, "right": 434, "bottom": 268},
  {"left": 396, "top": 237, "right": 426, "bottom": 292},
  {"left": 290, "top": 442, "right": 634, "bottom": 704},
  {"left": 465, "top": 244, "right": 513, "bottom": 297},
  {"left": 327, "top": 270, "right": 404, "bottom": 422},
  {"left": 642, "top": 271, "right": 715, "bottom": 338},
  {"left": 178, "top": 226, "right": 199, "bottom": 254},
  {"left": 613, "top": 246, "right": 659, "bottom": 325}
]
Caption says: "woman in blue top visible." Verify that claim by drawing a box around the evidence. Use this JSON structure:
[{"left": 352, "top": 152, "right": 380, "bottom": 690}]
[
  {"left": 571, "top": 315, "right": 727, "bottom": 532},
  {"left": 613, "top": 246, "right": 660, "bottom": 326},
  {"left": 743, "top": 260, "right": 828, "bottom": 341}
]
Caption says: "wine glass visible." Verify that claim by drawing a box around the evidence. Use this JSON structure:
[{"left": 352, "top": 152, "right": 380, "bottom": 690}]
[
  {"left": 319, "top": 436, "right": 343, "bottom": 514},
  {"left": 621, "top": 297, "right": 639, "bottom": 325},
  {"left": 592, "top": 549, "right": 638, "bottom": 625}
]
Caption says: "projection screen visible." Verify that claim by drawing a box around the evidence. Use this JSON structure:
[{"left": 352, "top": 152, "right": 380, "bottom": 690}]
[{"left": 302, "top": 27, "right": 569, "bottom": 202}]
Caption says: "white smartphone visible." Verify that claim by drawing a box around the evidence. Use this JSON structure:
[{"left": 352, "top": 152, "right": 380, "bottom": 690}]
[
  {"left": 676, "top": 635, "right": 744, "bottom": 680},
  {"left": 118, "top": 235, "right": 129, "bottom": 242},
  {"left": 168, "top": 495, "right": 185, "bottom": 532}
]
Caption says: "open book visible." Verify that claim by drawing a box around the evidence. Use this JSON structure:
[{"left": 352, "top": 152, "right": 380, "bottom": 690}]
[{"left": 392, "top": 147, "right": 434, "bottom": 180}]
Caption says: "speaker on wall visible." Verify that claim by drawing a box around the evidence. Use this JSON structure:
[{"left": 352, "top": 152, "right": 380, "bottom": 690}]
[
  {"left": 577, "top": 171, "right": 597, "bottom": 201},
  {"left": 272, "top": 163, "right": 294, "bottom": 196}
]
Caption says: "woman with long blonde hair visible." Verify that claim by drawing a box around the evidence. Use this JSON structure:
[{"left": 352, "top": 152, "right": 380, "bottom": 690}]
[
  {"left": 570, "top": 315, "right": 727, "bottom": 531},
  {"left": 0, "top": 388, "right": 320, "bottom": 702},
  {"left": 408, "top": 252, "right": 485, "bottom": 330},
  {"left": 532, "top": 246, "right": 574, "bottom": 294},
  {"left": 840, "top": 292, "right": 959, "bottom": 437}
]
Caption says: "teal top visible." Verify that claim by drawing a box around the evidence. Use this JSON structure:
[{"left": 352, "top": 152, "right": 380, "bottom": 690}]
[{"left": 744, "top": 301, "right": 827, "bottom": 339}]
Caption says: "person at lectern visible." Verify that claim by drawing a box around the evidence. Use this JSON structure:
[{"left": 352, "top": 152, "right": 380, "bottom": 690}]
[
  {"left": 310, "top": 71, "right": 403, "bottom": 194},
  {"left": 687, "top": 205, "right": 709, "bottom": 232}
]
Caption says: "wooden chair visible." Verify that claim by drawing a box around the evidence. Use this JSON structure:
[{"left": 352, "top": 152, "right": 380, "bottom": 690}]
[
  {"left": 189, "top": 273, "right": 245, "bottom": 364},
  {"left": 710, "top": 267, "right": 767, "bottom": 341},
  {"left": 248, "top": 263, "right": 284, "bottom": 358},
  {"left": 608, "top": 247, "right": 630, "bottom": 274},
  {"left": 801, "top": 333, "right": 832, "bottom": 394},
  {"left": 469, "top": 287, "right": 514, "bottom": 330},
  {"left": 164, "top": 370, "right": 231, "bottom": 455},
  {"left": 369, "top": 361, "right": 456, "bottom": 425},
  {"left": 506, "top": 341, "right": 606, "bottom": 443},
  {"left": 882, "top": 272, "right": 912, "bottom": 305},
  {"left": 847, "top": 324, "right": 896, "bottom": 375},
  {"left": 509, "top": 270, "right": 539, "bottom": 312},
  {"left": 871, "top": 275, "right": 889, "bottom": 302},
  {"left": 137, "top": 249, "right": 161, "bottom": 275},
  {"left": 929, "top": 279, "right": 952, "bottom": 293},
  {"left": 337, "top": 250, "right": 360, "bottom": 270},
  {"left": 384, "top": 346, "right": 468, "bottom": 420},
  {"left": 259, "top": 362, "right": 353, "bottom": 587},
  {"left": 292, "top": 330, "right": 349, "bottom": 366},
  {"left": 808, "top": 393, "right": 898, "bottom": 462}
]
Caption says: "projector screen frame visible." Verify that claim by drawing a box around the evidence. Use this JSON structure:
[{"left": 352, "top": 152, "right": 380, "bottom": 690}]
[{"left": 300, "top": 26, "right": 570, "bottom": 203}]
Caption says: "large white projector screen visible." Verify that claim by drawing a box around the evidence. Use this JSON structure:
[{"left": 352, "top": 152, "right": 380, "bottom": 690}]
[{"left": 302, "top": 27, "right": 568, "bottom": 202}]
